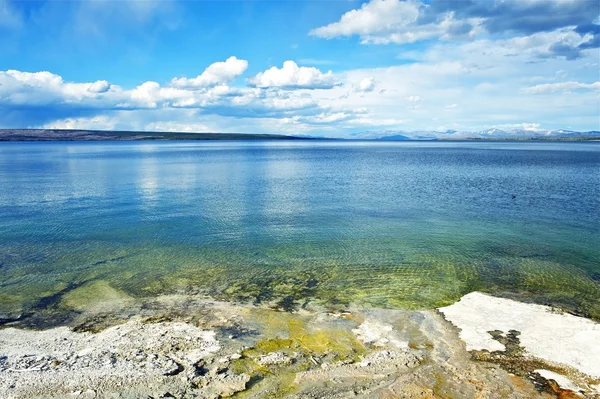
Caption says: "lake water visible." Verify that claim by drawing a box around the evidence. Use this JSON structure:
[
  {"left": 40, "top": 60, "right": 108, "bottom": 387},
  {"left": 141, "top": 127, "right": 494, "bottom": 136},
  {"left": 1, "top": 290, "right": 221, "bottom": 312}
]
[{"left": 1, "top": 141, "right": 599, "bottom": 326}]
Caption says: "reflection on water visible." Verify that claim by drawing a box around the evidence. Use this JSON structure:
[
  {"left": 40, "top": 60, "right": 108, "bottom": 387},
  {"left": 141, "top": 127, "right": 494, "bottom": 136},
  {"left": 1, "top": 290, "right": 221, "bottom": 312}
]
[
  {"left": 138, "top": 153, "right": 160, "bottom": 208},
  {"left": 0, "top": 140, "right": 599, "bottom": 325}
]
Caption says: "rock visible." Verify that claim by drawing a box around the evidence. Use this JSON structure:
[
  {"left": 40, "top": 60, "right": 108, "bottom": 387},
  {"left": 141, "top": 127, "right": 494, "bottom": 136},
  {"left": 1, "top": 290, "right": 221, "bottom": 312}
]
[
  {"left": 352, "top": 319, "right": 408, "bottom": 349},
  {"left": 257, "top": 351, "right": 293, "bottom": 366},
  {"left": 438, "top": 292, "right": 600, "bottom": 379},
  {"left": 81, "top": 389, "right": 96, "bottom": 398},
  {"left": 534, "top": 369, "right": 585, "bottom": 394},
  {"left": 212, "top": 372, "right": 251, "bottom": 398}
]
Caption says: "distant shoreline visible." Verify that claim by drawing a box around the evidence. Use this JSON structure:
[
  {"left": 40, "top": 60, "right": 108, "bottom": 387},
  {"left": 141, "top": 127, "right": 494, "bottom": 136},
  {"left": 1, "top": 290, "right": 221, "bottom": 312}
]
[
  {"left": 437, "top": 137, "right": 600, "bottom": 141},
  {"left": 0, "top": 129, "right": 599, "bottom": 142},
  {"left": 0, "top": 129, "right": 313, "bottom": 142}
]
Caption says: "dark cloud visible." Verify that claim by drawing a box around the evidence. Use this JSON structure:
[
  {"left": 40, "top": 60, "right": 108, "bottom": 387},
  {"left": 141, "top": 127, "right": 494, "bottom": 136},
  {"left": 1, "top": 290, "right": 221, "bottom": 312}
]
[
  {"left": 578, "top": 34, "right": 600, "bottom": 50},
  {"left": 447, "top": 21, "right": 473, "bottom": 36},
  {"left": 575, "top": 24, "right": 600, "bottom": 35},
  {"left": 0, "top": 105, "right": 100, "bottom": 127},
  {"left": 548, "top": 42, "right": 583, "bottom": 60},
  {"left": 541, "top": 31, "right": 600, "bottom": 60},
  {"left": 423, "top": 0, "right": 599, "bottom": 61},
  {"left": 427, "top": 0, "right": 599, "bottom": 35}
]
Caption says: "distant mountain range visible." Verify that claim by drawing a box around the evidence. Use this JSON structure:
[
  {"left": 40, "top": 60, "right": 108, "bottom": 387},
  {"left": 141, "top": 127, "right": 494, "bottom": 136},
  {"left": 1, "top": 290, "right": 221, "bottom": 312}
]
[
  {"left": 0, "top": 129, "right": 309, "bottom": 141},
  {"left": 354, "top": 129, "right": 600, "bottom": 141},
  {"left": 0, "top": 128, "right": 598, "bottom": 141}
]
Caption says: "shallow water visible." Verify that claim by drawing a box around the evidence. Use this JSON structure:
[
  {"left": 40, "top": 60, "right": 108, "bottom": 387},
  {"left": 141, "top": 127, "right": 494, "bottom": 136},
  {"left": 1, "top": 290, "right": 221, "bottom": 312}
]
[{"left": 0, "top": 140, "right": 599, "bottom": 324}]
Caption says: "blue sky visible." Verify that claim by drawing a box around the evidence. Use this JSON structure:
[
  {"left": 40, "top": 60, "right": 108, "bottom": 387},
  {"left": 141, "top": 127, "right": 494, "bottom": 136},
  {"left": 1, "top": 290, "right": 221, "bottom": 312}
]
[{"left": 0, "top": 0, "right": 599, "bottom": 137}]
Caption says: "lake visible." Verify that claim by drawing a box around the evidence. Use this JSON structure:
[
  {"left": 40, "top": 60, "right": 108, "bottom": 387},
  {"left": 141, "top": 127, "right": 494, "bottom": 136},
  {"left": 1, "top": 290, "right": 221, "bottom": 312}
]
[{"left": 1, "top": 140, "right": 599, "bottom": 326}]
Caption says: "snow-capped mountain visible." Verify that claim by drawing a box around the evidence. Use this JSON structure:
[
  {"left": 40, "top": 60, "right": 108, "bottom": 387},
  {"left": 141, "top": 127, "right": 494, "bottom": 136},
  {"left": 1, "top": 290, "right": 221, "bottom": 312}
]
[{"left": 353, "top": 129, "right": 600, "bottom": 140}]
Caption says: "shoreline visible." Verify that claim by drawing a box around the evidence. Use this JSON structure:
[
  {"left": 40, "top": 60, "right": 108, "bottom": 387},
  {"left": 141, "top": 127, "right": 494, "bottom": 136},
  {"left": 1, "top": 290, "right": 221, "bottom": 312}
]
[{"left": 1, "top": 292, "right": 599, "bottom": 398}]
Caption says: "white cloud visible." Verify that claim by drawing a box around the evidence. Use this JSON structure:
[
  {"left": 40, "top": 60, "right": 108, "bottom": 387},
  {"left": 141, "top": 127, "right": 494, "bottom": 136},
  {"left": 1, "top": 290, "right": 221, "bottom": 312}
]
[
  {"left": 357, "top": 77, "right": 376, "bottom": 92},
  {"left": 2, "top": 32, "right": 599, "bottom": 136},
  {"left": 303, "top": 112, "right": 353, "bottom": 124},
  {"left": 171, "top": 56, "right": 248, "bottom": 88},
  {"left": 129, "top": 81, "right": 162, "bottom": 108},
  {"left": 310, "top": 0, "right": 598, "bottom": 52},
  {"left": 311, "top": 0, "right": 420, "bottom": 41},
  {"left": 144, "top": 121, "right": 213, "bottom": 133},
  {"left": 310, "top": 0, "right": 479, "bottom": 44},
  {"left": 322, "top": 34, "right": 599, "bottom": 133},
  {"left": 350, "top": 116, "right": 405, "bottom": 126},
  {"left": 0, "top": 66, "right": 368, "bottom": 131},
  {"left": 248, "top": 61, "right": 339, "bottom": 89},
  {"left": 88, "top": 80, "right": 111, "bottom": 93},
  {"left": 498, "top": 123, "right": 542, "bottom": 131},
  {"left": 522, "top": 81, "right": 600, "bottom": 94},
  {"left": 3, "top": 70, "right": 63, "bottom": 88},
  {"left": 42, "top": 115, "right": 116, "bottom": 130},
  {"left": 0, "top": 70, "right": 121, "bottom": 106}
]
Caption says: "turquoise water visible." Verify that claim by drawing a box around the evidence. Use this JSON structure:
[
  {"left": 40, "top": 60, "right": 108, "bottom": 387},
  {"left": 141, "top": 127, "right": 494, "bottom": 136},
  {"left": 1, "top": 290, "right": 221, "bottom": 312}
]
[{"left": 0, "top": 141, "right": 599, "bottom": 325}]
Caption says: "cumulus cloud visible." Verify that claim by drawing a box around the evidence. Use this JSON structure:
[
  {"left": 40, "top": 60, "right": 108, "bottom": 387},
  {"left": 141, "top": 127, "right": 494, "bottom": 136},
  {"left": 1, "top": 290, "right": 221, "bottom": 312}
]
[
  {"left": 303, "top": 112, "right": 353, "bottom": 124},
  {"left": 350, "top": 116, "right": 406, "bottom": 126},
  {"left": 437, "top": 0, "right": 598, "bottom": 36},
  {"left": 309, "top": 0, "right": 478, "bottom": 44},
  {"left": 356, "top": 77, "right": 376, "bottom": 92},
  {"left": 311, "top": 0, "right": 421, "bottom": 40},
  {"left": 171, "top": 56, "right": 248, "bottom": 88},
  {"left": 247, "top": 61, "right": 339, "bottom": 89},
  {"left": 0, "top": 70, "right": 121, "bottom": 107},
  {"left": 42, "top": 115, "right": 116, "bottom": 130},
  {"left": 1, "top": 35, "right": 599, "bottom": 135},
  {"left": 144, "top": 121, "right": 213, "bottom": 133},
  {"left": 0, "top": 66, "right": 368, "bottom": 130},
  {"left": 88, "top": 80, "right": 111, "bottom": 93},
  {"left": 328, "top": 37, "right": 599, "bottom": 133},
  {"left": 310, "top": 0, "right": 599, "bottom": 51},
  {"left": 522, "top": 81, "right": 600, "bottom": 94}
]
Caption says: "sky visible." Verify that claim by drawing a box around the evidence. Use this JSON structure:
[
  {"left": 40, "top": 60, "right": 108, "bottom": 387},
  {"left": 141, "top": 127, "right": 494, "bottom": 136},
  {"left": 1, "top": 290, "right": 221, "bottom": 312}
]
[{"left": 0, "top": 0, "right": 599, "bottom": 137}]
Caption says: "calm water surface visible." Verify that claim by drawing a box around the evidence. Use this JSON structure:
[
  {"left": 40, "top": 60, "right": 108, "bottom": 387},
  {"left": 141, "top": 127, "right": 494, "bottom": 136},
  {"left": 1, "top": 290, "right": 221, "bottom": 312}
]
[{"left": 1, "top": 141, "right": 599, "bottom": 325}]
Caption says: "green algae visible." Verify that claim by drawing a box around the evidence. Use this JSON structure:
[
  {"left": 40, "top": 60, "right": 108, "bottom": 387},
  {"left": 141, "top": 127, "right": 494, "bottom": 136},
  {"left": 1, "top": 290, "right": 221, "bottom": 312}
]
[
  {"left": 0, "top": 293, "right": 23, "bottom": 320},
  {"left": 228, "top": 310, "right": 365, "bottom": 398},
  {"left": 60, "top": 281, "right": 133, "bottom": 312},
  {"left": 1, "top": 232, "right": 599, "bottom": 328},
  {"left": 254, "top": 313, "right": 364, "bottom": 360}
]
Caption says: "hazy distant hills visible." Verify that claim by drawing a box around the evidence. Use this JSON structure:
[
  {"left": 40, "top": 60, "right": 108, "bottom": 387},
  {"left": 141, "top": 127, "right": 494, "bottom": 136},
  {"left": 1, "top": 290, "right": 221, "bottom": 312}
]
[
  {"left": 356, "top": 129, "right": 600, "bottom": 141},
  {"left": 0, "top": 128, "right": 598, "bottom": 141},
  {"left": 0, "top": 129, "right": 308, "bottom": 141}
]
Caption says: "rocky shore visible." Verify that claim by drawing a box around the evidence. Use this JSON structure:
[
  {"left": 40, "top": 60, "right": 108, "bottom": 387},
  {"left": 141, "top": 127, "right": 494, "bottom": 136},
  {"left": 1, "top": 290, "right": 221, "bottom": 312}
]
[{"left": 1, "top": 292, "right": 599, "bottom": 398}]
